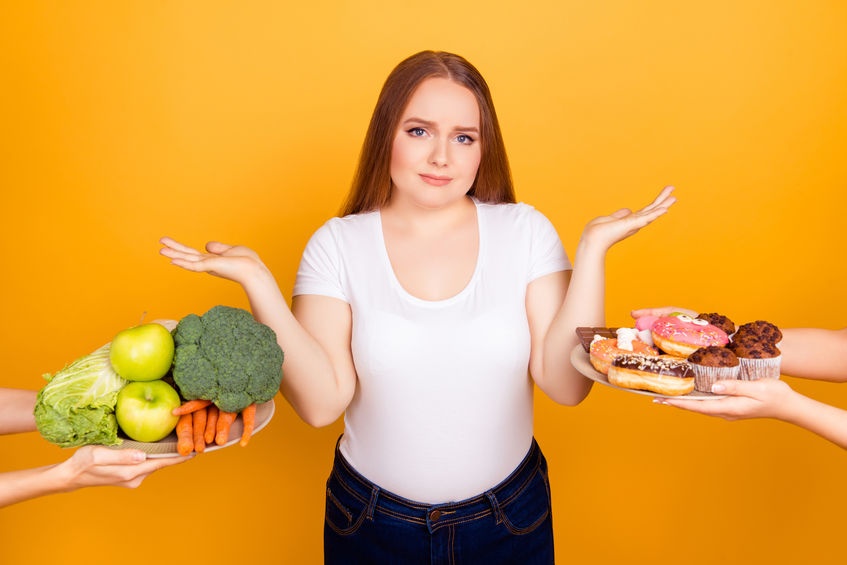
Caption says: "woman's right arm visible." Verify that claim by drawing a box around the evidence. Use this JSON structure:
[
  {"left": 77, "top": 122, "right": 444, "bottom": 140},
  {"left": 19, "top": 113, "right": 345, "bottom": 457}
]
[{"left": 159, "top": 238, "right": 357, "bottom": 427}]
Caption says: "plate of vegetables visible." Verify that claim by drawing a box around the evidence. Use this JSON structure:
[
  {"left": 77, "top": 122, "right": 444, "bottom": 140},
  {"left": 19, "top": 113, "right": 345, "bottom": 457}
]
[
  {"left": 33, "top": 305, "right": 284, "bottom": 456},
  {"left": 115, "top": 399, "right": 275, "bottom": 458}
]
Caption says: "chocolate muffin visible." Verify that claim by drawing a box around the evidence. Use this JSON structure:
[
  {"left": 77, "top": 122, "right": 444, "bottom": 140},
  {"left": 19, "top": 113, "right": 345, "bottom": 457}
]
[
  {"left": 728, "top": 338, "right": 781, "bottom": 359},
  {"left": 728, "top": 337, "right": 782, "bottom": 380},
  {"left": 689, "top": 346, "right": 740, "bottom": 367},
  {"left": 734, "top": 320, "right": 782, "bottom": 345},
  {"left": 688, "top": 346, "right": 740, "bottom": 392},
  {"left": 697, "top": 313, "right": 736, "bottom": 337}
]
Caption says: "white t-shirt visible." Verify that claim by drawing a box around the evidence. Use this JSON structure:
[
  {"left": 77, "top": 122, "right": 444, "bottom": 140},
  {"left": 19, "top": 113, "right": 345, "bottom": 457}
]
[{"left": 293, "top": 198, "right": 571, "bottom": 502}]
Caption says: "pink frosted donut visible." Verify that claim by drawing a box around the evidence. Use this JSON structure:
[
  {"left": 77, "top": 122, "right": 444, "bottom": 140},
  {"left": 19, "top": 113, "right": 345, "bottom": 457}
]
[{"left": 650, "top": 315, "right": 729, "bottom": 357}]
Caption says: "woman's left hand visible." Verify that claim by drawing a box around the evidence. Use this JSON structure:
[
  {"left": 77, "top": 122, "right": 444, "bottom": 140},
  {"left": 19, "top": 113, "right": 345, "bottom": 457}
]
[{"left": 580, "top": 185, "right": 676, "bottom": 252}]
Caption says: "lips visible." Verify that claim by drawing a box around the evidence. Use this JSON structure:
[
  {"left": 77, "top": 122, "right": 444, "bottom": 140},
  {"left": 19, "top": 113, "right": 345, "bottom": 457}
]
[{"left": 419, "top": 173, "right": 452, "bottom": 187}]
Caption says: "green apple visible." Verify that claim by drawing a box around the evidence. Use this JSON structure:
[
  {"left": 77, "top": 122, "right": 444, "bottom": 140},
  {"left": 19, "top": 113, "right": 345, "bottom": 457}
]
[
  {"left": 110, "top": 322, "right": 175, "bottom": 381},
  {"left": 116, "top": 380, "right": 181, "bottom": 442}
]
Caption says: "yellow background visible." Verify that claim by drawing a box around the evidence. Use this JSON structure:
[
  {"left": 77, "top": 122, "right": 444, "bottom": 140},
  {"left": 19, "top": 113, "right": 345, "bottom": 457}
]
[{"left": 2, "top": 1, "right": 845, "bottom": 563}]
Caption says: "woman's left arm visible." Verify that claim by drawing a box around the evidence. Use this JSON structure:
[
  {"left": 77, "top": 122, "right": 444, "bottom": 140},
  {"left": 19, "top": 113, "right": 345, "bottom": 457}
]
[{"left": 529, "top": 186, "right": 676, "bottom": 405}]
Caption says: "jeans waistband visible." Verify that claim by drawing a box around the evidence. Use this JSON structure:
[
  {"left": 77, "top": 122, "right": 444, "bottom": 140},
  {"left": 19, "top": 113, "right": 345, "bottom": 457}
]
[{"left": 330, "top": 438, "right": 544, "bottom": 530}]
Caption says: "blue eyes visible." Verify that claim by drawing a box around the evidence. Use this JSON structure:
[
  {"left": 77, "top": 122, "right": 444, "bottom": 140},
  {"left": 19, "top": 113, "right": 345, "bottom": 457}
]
[{"left": 405, "top": 128, "right": 475, "bottom": 144}]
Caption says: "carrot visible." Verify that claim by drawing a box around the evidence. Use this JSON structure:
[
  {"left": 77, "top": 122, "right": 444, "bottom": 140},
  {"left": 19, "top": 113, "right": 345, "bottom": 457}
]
[
  {"left": 239, "top": 403, "right": 257, "bottom": 447},
  {"left": 215, "top": 410, "right": 238, "bottom": 446},
  {"left": 204, "top": 405, "right": 219, "bottom": 445},
  {"left": 176, "top": 413, "right": 194, "bottom": 456},
  {"left": 192, "top": 407, "right": 207, "bottom": 453},
  {"left": 172, "top": 399, "right": 212, "bottom": 416}
]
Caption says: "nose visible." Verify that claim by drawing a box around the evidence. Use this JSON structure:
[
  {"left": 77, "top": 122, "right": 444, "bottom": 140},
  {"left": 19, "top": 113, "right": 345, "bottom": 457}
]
[{"left": 429, "top": 138, "right": 449, "bottom": 167}]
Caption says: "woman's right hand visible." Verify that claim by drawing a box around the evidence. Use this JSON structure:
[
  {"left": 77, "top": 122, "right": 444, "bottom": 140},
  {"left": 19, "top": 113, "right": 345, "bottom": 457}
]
[{"left": 159, "top": 237, "right": 269, "bottom": 286}]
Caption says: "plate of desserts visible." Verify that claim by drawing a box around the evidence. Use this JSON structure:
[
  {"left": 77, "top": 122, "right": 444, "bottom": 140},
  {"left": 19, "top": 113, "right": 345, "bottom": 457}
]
[{"left": 572, "top": 312, "right": 783, "bottom": 400}]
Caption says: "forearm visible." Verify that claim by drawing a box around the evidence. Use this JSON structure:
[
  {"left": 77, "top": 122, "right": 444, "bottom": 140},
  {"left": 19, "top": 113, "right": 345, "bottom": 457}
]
[
  {"left": 777, "top": 390, "right": 847, "bottom": 449},
  {"left": 538, "top": 240, "right": 605, "bottom": 404},
  {"left": 0, "top": 388, "right": 38, "bottom": 435},
  {"left": 0, "top": 464, "right": 65, "bottom": 508},
  {"left": 779, "top": 328, "right": 847, "bottom": 382},
  {"left": 241, "top": 270, "right": 354, "bottom": 427}
]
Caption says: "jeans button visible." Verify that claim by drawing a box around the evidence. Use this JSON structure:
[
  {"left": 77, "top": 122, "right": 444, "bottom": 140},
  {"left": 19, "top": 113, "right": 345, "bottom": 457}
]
[{"left": 429, "top": 509, "right": 442, "bottom": 522}]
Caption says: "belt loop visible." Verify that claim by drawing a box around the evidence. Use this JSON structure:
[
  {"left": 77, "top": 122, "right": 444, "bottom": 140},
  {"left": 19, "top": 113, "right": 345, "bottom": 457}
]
[
  {"left": 485, "top": 491, "right": 504, "bottom": 525},
  {"left": 366, "top": 486, "right": 380, "bottom": 521}
]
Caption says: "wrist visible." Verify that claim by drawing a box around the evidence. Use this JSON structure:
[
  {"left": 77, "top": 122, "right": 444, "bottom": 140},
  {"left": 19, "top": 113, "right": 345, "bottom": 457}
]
[
  {"left": 770, "top": 386, "right": 809, "bottom": 423},
  {"left": 574, "top": 236, "right": 610, "bottom": 264}
]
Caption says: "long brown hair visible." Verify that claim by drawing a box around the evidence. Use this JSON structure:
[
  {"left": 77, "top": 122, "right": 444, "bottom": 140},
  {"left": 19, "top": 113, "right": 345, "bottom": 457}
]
[{"left": 341, "top": 51, "right": 515, "bottom": 216}]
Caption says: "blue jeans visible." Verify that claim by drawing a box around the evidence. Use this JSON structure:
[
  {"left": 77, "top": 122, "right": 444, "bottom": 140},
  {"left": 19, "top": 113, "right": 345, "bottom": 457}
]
[{"left": 324, "top": 437, "right": 555, "bottom": 564}]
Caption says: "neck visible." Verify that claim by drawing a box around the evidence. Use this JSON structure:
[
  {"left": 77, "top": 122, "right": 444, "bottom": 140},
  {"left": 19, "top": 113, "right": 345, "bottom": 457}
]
[{"left": 382, "top": 195, "right": 476, "bottom": 235}]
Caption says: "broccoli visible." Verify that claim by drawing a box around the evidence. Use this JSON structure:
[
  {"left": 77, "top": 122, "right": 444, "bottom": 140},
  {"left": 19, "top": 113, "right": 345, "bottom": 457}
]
[{"left": 172, "top": 305, "right": 284, "bottom": 413}]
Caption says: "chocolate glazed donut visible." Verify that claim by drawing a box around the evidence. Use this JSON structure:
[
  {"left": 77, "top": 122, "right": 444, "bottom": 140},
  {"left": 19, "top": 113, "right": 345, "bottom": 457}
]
[{"left": 608, "top": 354, "right": 695, "bottom": 396}]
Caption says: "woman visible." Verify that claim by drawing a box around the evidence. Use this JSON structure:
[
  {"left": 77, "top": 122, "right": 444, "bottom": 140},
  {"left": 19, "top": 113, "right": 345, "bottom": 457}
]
[{"left": 161, "top": 51, "right": 675, "bottom": 563}]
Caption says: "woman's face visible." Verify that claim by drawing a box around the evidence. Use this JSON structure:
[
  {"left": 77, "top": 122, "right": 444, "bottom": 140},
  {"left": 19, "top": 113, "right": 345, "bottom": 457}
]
[{"left": 389, "top": 77, "right": 482, "bottom": 210}]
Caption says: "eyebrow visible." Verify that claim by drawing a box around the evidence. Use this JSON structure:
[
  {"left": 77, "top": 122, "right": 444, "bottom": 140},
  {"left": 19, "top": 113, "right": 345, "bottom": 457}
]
[{"left": 401, "top": 117, "right": 480, "bottom": 133}]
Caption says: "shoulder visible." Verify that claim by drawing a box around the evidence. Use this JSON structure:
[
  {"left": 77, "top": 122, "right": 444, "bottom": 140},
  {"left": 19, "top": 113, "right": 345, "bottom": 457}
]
[
  {"left": 307, "top": 210, "right": 380, "bottom": 246},
  {"left": 319, "top": 210, "right": 380, "bottom": 233},
  {"left": 475, "top": 200, "right": 559, "bottom": 236}
]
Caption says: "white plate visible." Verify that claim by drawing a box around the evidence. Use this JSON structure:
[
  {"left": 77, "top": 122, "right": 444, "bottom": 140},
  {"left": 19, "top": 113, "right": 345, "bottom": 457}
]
[
  {"left": 570, "top": 345, "right": 725, "bottom": 400},
  {"left": 111, "top": 400, "right": 275, "bottom": 457}
]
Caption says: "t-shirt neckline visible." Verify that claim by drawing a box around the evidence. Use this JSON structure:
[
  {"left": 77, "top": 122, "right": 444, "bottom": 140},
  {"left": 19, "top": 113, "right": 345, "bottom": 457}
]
[{"left": 376, "top": 198, "right": 484, "bottom": 307}]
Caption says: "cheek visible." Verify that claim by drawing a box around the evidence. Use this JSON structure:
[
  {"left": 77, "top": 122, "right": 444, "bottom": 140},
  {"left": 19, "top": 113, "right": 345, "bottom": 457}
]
[
  {"left": 389, "top": 137, "right": 413, "bottom": 174},
  {"left": 466, "top": 150, "right": 482, "bottom": 176}
]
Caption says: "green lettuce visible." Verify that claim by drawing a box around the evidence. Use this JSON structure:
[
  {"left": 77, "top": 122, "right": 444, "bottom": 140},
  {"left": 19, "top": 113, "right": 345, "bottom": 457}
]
[{"left": 34, "top": 343, "right": 127, "bottom": 447}]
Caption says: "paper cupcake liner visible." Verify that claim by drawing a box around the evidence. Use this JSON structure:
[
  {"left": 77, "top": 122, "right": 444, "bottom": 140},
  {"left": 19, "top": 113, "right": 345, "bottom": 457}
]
[
  {"left": 738, "top": 355, "right": 782, "bottom": 381},
  {"left": 691, "top": 365, "right": 740, "bottom": 392}
]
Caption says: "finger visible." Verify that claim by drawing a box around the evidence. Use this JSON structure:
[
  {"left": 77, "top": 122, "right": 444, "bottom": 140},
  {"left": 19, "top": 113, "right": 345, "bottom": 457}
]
[
  {"left": 638, "top": 196, "right": 676, "bottom": 218},
  {"left": 631, "top": 307, "right": 662, "bottom": 318},
  {"left": 160, "top": 249, "right": 207, "bottom": 266},
  {"left": 86, "top": 447, "right": 148, "bottom": 466},
  {"left": 638, "top": 186, "right": 677, "bottom": 215},
  {"left": 159, "top": 237, "right": 202, "bottom": 254},
  {"left": 139, "top": 454, "right": 193, "bottom": 471},
  {"left": 205, "top": 241, "right": 234, "bottom": 255},
  {"left": 652, "top": 185, "right": 676, "bottom": 204},
  {"left": 630, "top": 307, "right": 696, "bottom": 319},
  {"left": 608, "top": 208, "right": 633, "bottom": 219},
  {"left": 709, "top": 379, "right": 751, "bottom": 396},
  {"left": 655, "top": 397, "right": 733, "bottom": 416}
]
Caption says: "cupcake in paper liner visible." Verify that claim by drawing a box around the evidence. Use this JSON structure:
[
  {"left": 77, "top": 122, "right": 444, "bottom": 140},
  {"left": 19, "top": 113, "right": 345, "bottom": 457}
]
[
  {"left": 696, "top": 313, "right": 737, "bottom": 339},
  {"left": 687, "top": 346, "right": 740, "bottom": 392},
  {"left": 734, "top": 320, "right": 783, "bottom": 345},
  {"left": 728, "top": 338, "right": 782, "bottom": 380}
]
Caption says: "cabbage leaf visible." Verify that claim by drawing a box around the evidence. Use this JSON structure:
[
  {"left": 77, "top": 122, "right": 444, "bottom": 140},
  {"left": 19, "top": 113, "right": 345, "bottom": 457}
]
[{"left": 34, "top": 343, "right": 127, "bottom": 447}]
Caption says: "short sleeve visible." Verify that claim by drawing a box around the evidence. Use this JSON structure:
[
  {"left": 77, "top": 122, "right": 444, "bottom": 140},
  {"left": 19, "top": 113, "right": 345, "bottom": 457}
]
[
  {"left": 292, "top": 221, "right": 348, "bottom": 302},
  {"left": 527, "top": 207, "right": 571, "bottom": 282}
]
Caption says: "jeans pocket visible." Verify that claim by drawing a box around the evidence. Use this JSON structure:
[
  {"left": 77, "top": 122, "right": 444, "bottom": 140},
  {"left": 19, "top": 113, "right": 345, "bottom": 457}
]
[
  {"left": 325, "top": 472, "right": 371, "bottom": 536},
  {"left": 496, "top": 463, "right": 552, "bottom": 536}
]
